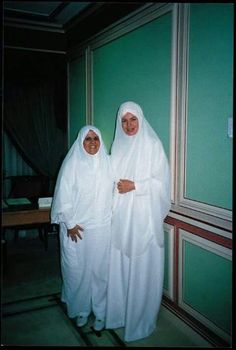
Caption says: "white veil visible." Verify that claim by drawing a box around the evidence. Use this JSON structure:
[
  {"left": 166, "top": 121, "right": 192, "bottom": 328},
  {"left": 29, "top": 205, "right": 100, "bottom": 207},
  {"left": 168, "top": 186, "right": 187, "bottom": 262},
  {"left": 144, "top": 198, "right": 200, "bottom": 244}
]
[
  {"left": 51, "top": 125, "right": 112, "bottom": 229},
  {"left": 111, "top": 101, "right": 171, "bottom": 257}
]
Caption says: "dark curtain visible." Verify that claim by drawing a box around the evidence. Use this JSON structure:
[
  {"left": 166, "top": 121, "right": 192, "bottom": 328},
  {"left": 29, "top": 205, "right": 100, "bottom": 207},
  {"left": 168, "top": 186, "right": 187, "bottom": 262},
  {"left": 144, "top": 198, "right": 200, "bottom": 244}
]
[
  {"left": 4, "top": 80, "right": 66, "bottom": 178},
  {"left": 4, "top": 50, "right": 67, "bottom": 180}
]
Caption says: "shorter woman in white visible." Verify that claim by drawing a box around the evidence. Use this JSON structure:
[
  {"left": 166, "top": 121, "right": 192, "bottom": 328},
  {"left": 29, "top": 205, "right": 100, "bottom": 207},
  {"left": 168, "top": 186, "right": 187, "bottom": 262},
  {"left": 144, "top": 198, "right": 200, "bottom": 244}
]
[{"left": 51, "top": 125, "right": 114, "bottom": 331}]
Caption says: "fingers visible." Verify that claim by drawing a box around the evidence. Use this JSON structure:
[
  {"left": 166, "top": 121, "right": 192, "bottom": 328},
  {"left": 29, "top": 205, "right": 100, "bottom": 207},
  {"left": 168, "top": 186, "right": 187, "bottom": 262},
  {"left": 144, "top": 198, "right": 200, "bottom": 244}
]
[
  {"left": 69, "top": 232, "right": 81, "bottom": 243},
  {"left": 67, "top": 224, "right": 84, "bottom": 242},
  {"left": 117, "top": 181, "right": 122, "bottom": 191},
  {"left": 117, "top": 179, "right": 134, "bottom": 193},
  {"left": 76, "top": 224, "right": 84, "bottom": 231},
  {"left": 75, "top": 225, "right": 83, "bottom": 240},
  {"left": 77, "top": 231, "right": 83, "bottom": 240},
  {"left": 71, "top": 234, "right": 77, "bottom": 243},
  {"left": 117, "top": 180, "right": 125, "bottom": 193}
]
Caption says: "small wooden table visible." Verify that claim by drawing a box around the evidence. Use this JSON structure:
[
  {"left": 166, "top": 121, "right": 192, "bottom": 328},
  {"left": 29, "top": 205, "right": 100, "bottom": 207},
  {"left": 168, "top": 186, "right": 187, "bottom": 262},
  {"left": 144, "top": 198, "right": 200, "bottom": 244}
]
[
  {"left": 2, "top": 207, "right": 52, "bottom": 251},
  {"left": 2, "top": 208, "right": 50, "bottom": 227}
]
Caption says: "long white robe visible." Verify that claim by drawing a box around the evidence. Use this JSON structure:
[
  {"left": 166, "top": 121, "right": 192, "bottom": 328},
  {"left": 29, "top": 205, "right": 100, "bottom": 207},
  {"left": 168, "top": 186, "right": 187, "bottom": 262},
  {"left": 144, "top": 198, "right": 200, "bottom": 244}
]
[
  {"left": 51, "top": 125, "right": 114, "bottom": 319},
  {"left": 106, "top": 102, "right": 171, "bottom": 342},
  {"left": 106, "top": 240, "right": 164, "bottom": 342}
]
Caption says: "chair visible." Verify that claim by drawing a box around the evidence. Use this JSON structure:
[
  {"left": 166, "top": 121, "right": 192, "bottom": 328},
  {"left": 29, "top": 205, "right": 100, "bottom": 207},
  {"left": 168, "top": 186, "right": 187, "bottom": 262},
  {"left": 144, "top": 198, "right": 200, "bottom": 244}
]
[{"left": 6, "top": 175, "right": 52, "bottom": 250}]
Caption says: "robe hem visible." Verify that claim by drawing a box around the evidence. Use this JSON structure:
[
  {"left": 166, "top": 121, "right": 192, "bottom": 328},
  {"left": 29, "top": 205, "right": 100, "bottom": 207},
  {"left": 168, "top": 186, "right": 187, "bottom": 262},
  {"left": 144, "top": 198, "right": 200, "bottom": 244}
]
[{"left": 124, "top": 325, "right": 156, "bottom": 342}]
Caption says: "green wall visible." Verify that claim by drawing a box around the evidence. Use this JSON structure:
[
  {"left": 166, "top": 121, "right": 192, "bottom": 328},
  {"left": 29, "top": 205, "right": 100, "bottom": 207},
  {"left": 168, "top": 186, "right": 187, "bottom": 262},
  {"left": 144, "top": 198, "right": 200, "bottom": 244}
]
[
  {"left": 183, "top": 241, "right": 232, "bottom": 334},
  {"left": 92, "top": 12, "right": 172, "bottom": 154},
  {"left": 68, "top": 55, "right": 87, "bottom": 146},
  {"left": 68, "top": 4, "right": 233, "bottom": 211},
  {"left": 186, "top": 4, "right": 233, "bottom": 210}
]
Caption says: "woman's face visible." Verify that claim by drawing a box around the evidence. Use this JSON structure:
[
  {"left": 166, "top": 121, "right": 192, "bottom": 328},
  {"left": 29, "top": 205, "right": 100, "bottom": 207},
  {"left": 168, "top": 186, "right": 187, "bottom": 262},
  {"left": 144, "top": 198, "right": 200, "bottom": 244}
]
[
  {"left": 121, "top": 112, "right": 139, "bottom": 136},
  {"left": 83, "top": 130, "right": 100, "bottom": 155}
]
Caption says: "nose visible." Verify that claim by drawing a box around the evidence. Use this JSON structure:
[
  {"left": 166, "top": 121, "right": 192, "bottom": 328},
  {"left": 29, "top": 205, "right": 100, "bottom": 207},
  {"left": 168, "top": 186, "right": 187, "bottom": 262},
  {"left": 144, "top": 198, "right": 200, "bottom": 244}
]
[{"left": 127, "top": 120, "right": 133, "bottom": 129}]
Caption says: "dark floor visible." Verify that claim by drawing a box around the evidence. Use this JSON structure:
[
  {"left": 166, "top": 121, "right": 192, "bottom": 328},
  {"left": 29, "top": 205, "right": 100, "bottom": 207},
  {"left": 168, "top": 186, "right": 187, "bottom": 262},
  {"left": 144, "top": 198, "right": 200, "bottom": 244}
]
[{"left": 1, "top": 231, "right": 213, "bottom": 347}]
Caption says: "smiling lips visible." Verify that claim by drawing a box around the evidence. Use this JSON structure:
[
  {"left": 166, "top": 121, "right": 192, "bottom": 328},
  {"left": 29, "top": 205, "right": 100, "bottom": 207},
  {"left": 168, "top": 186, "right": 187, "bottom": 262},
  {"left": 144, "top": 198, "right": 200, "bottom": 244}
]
[
  {"left": 126, "top": 128, "right": 136, "bottom": 135},
  {"left": 89, "top": 145, "right": 97, "bottom": 151},
  {"left": 87, "top": 143, "right": 99, "bottom": 154}
]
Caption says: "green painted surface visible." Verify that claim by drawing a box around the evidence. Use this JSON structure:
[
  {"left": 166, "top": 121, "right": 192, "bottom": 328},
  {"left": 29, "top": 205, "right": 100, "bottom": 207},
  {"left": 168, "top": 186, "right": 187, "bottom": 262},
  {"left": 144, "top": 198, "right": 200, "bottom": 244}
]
[
  {"left": 68, "top": 56, "right": 86, "bottom": 146},
  {"left": 183, "top": 241, "right": 232, "bottom": 334},
  {"left": 186, "top": 4, "right": 233, "bottom": 209},
  {"left": 163, "top": 230, "right": 169, "bottom": 290},
  {"left": 92, "top": 13, "right": 172, "bottom": 154}
]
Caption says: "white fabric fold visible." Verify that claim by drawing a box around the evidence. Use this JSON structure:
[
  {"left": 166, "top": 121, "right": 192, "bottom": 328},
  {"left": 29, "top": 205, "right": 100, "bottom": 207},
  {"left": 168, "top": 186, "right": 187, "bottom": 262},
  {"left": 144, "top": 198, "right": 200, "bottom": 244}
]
[{"left": 111, "top": 101, "right": 171, "bottom": 257}]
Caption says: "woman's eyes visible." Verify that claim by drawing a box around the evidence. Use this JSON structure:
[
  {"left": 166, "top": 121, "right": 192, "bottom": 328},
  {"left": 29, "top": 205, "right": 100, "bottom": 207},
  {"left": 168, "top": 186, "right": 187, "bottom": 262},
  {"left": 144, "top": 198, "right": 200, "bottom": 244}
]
[
  {"left": 122, "top": 117, "right": 137, "bottom": 123},
  {"left": 85, "top": 136, "right": 99, "bottom": 142}
]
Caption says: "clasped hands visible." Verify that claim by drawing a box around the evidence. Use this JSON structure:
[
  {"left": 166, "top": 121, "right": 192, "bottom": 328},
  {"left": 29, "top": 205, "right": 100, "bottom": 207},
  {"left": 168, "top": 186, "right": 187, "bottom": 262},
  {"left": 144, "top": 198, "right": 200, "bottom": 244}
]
[
  {"left": 67, "top": 224, "right": 84, "bottom": 242},
  {"left": 117, "top": 179, "right": 135, "bottom": 194}
]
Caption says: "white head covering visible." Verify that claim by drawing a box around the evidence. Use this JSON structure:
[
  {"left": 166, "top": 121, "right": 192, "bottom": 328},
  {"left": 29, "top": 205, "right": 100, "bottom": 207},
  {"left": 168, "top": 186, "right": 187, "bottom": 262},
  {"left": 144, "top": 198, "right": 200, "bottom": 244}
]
[
  {"left": 51, "top": 125, "right": 113, "bottom": 229},
  {"left": 111, "top": 101, "right": 161, "bottom": 178},
  {"left": 111, "top": 101, "right": 171, "bottom": 257}
]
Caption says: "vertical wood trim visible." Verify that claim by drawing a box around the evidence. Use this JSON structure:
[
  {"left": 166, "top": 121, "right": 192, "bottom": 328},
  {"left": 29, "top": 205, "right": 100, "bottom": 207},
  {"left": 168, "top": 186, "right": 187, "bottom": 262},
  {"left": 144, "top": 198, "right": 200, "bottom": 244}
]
[
  {"left": 85, "top": 46, "right": 92, "bottom": 124},
  {"left": 169, "top": 4, "right": 178, "bottom": 205}
]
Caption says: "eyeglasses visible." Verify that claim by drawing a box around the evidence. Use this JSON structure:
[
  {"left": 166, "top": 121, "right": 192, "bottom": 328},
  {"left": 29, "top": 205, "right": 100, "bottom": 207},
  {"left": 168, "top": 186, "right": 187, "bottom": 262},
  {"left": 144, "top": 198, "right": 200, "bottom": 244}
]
[{"left": 84, "top": 136, "right": 100, "bottom": 142}]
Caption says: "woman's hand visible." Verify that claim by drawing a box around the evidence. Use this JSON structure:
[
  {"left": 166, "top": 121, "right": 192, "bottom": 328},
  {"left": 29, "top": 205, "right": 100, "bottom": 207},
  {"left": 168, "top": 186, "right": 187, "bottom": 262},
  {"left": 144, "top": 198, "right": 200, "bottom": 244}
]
[
  {"left": 67, "top": 224, "right": 84, "bottom": 242},
  {"left": 117, "top": 179, "right": 135, "bottom": 194}
]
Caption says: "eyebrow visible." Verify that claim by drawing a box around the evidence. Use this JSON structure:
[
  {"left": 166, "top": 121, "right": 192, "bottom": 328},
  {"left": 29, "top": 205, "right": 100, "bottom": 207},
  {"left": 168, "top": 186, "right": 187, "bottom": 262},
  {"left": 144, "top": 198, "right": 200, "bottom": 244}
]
[
  {"left": 84, "top": 136, "right": 99, "bottom": 141},
  {"left": 121, "top": 116, "right": 138, "bottom": 121}
]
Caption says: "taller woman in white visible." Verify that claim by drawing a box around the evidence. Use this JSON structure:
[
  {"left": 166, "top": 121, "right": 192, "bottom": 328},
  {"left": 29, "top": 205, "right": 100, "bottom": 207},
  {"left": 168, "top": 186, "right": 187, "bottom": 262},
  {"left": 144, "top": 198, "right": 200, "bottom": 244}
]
[
  {"left": 51, "top": 125, "right": 114, "bottom": 331},
  {"left": 106, "top": 101, "right": 171, "bottom": 342}
]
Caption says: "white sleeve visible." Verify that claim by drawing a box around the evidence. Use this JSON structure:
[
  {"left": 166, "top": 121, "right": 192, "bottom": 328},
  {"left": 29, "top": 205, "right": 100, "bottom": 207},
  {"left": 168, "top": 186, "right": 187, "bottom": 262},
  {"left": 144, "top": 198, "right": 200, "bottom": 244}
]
[
  {"left": 51, "top": 169, "right": 77, "bottom": 230},
  {"left": 57, "top": 206, "right": 77, "bottom": 230}
]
